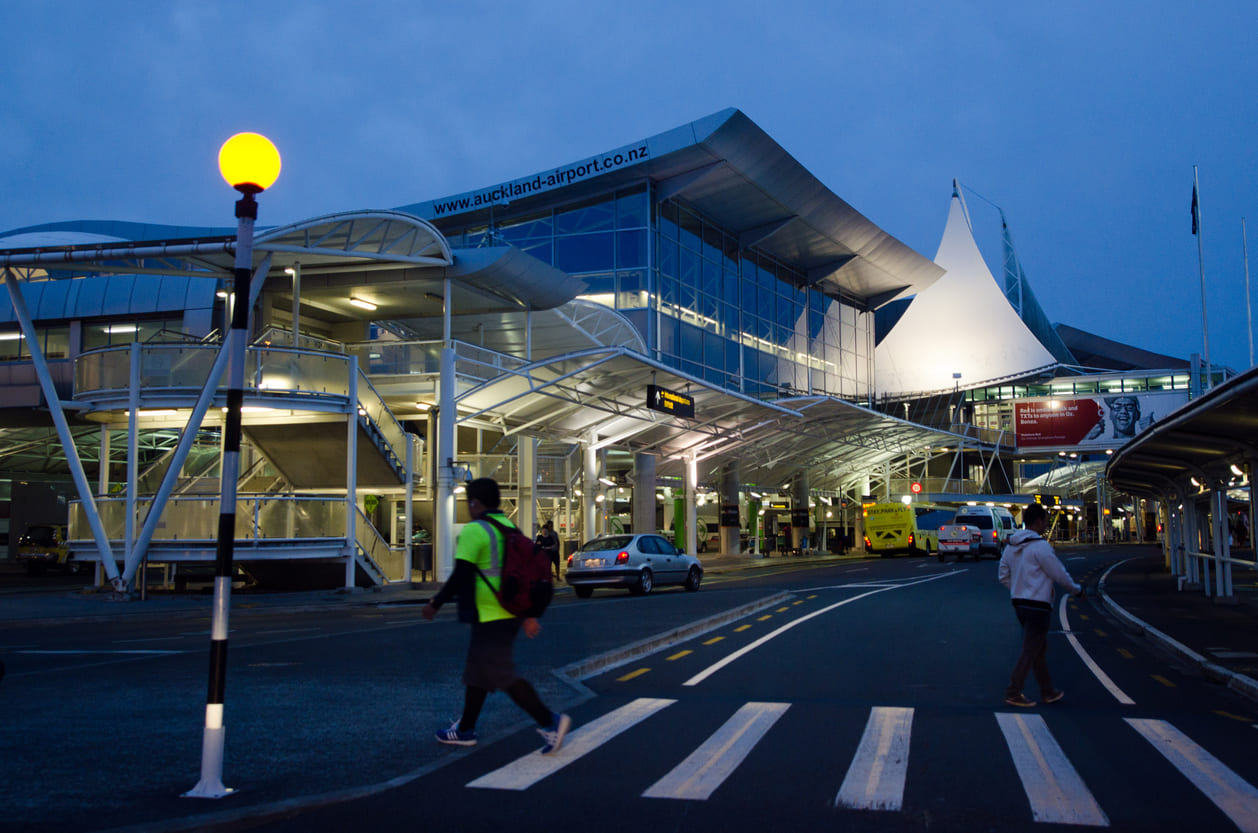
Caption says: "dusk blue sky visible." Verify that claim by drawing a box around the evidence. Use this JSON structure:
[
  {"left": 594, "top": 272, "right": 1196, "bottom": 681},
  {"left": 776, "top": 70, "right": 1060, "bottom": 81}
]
[{"left": 2, "top": 1, "right": 1254, "bottom": 372}]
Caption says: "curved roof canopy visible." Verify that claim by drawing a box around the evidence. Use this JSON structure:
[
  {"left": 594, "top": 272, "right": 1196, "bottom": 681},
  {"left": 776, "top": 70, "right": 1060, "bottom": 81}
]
[
  {"left": 402, "top": 108, "right": 944, "bottom": 309},
  {"left": 1107, "top": 365, "right": 1258, "bottom": 498}
]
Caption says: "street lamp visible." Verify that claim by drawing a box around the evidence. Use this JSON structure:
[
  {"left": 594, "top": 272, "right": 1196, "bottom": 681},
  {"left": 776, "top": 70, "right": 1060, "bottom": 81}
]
[{"left": 185, "top": 132, "right": 280, "bottom": 800}]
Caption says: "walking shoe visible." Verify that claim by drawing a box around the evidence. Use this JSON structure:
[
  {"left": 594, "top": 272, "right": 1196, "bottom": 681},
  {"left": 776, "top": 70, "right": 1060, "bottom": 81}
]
[
  {"left": 1004, "top": 693, "right": 1037, "bottom": 707},
  {"left": 434, "top": 721, "right": 478, "bottom": 746},
  {"left": 1042, "top": 690, "right": 1065, "bottom": 705},
  {"left": 538, "top": 712, "right": 571, "bottom": 755}
]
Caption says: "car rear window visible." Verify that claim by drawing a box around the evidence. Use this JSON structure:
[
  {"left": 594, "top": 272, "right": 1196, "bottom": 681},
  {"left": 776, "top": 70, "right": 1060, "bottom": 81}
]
[
  {"left": 579, "top": 535, "right": 634, "bottom": 552},
  {"left": 21, "top": 525, "right": 58, "bottom": 545},
  {"left": 955, "top": 515, "right": 993, "bottom": 529}
]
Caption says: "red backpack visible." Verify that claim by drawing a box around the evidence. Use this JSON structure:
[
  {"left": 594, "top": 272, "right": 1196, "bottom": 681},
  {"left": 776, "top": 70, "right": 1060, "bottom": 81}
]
[{"left": 474, "top": 516, "right": 554, "bottom": 617}]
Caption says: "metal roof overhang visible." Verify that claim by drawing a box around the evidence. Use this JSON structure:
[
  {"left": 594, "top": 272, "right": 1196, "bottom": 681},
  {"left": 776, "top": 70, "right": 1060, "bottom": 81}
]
[
  {"left": 1107, "top": 365, "right": 1258, "bottom": 498},
  {"left": 0, "top": 211, "right": 585, "bottom": 321},
  {"left": 411, "top": 109, "right": 944, "bottom": 310},
  {"left": 450, "top": 344, "right": 958, "bottom": 490}
]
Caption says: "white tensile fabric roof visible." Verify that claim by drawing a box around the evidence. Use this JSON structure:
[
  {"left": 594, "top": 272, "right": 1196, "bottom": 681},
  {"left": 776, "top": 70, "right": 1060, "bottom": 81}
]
[{"left": 875, "top": 196, "right": 1057, "bottom": 396}]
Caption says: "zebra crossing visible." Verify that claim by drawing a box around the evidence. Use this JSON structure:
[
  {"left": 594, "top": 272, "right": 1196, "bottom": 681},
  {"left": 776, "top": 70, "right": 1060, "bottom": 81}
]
[{"left": 466, "top": 698, "right": 1258, "bottom": 830}]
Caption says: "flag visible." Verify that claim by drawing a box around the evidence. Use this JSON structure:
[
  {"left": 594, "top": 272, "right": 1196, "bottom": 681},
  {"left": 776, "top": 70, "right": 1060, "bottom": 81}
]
[{"left": 1191, "top": 183, "right": 1199, "bottom": 235}]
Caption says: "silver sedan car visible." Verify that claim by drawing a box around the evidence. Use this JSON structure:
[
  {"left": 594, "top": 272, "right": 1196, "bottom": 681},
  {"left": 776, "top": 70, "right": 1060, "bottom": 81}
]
[{"left": 565, "top": 533, "right": 704, "bottom": 597}]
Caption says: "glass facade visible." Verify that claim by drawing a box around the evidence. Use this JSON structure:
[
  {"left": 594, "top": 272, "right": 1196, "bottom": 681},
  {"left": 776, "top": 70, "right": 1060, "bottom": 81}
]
[{"left": 441, "top": 183, "right": 873, "bottom": 400}]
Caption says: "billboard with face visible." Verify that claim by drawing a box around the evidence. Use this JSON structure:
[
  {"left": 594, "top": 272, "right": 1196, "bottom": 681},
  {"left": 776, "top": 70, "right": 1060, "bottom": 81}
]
[{"left": 1014, "top": 391, "right": 1189, "bottom": 451}]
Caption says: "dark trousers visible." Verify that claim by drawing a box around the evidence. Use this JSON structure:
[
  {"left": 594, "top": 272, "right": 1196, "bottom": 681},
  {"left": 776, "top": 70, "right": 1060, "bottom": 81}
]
[{"left": 1006, "top": 601, "right": 1054, "bottom": 698}]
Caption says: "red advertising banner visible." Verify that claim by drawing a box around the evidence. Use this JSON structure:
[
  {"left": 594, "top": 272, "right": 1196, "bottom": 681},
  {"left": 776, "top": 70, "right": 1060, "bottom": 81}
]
[
  {"left": 1015, "top": 399, "right": 1104, "bottom": 448},
  {"left": 1014, "top": 392, "right": 1189, "bottom": 451}
]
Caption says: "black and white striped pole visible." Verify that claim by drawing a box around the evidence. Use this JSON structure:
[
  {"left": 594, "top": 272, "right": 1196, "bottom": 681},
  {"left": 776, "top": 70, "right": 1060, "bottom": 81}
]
[{"left": 184, "top": 133, "right": 280, "bottom": 799}]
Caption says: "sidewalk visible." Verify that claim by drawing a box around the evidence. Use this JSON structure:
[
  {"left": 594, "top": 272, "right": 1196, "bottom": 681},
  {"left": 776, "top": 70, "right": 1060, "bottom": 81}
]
[{"left": 1093, "top": 545, "right": 1258, "bottom": 701}]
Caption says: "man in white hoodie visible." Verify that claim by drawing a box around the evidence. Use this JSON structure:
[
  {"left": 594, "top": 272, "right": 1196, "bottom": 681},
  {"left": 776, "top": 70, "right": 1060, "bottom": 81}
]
[{"left": 998, "top": 503, "right": 1085, "bottom": 707}]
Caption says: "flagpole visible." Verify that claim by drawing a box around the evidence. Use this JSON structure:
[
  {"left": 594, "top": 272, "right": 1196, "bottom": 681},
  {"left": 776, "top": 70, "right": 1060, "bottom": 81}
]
[
  {"left": 1193, "top": 166, "right": 1212, "bottom": 389},
  {"left": 1244, "top": 217, "right": 1253, "bottom": 368}
]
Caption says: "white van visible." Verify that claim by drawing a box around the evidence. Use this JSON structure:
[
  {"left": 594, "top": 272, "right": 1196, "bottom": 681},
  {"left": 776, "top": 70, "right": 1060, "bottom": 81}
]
[{"left": 951, "top": 506, "right": 1013, "bottom": 558}]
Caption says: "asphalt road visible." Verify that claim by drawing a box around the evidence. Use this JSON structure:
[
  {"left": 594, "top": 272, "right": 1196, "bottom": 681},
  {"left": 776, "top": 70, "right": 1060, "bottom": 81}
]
[
  {"left": 4, "top": 552, "right": 1257, "bottom": 832},
  {"left": 253, "top": 553, "right": 1258, "bottom": 833}
]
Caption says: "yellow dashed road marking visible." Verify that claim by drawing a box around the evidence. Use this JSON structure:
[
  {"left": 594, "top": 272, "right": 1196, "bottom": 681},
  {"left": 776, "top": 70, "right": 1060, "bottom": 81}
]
[
  {"left": 734, "top": 624, "right": 752, "bottom": 632},
  {"left": 703, "top": 637, "right": 724, "bottom": 645},
  {"left": 667, "top": 650, "right": 692, "bottom": 661},
  {"left": 757, "top": 615, "right": 773, "bottom": 622},
  {"left": 1152, "top": 674, "right": 1176, "bottom": 688},
  {"left": 776, "top": 606, "right": 790, "bottom": 613},
  {"left": 1214, "top": 711, "right": 1254, "bottom": 723},
  {"left": 1117, "top": 648, "right": 1134, "bottom": 659},
  {"left": 1094, "top": 629, "right": 1108, "bottom": 638},
  {"left": 792, "top": 600, "right": 804, "bottom": 605},
  {"left": 807, "top": 594, "right": 818, "bottom": 599},
  {"left": 617, "top": 668, "right": 650, "bottom": 682}
]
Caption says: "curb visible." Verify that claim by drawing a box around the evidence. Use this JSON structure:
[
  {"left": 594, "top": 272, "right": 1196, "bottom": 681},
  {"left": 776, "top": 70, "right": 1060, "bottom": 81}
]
[{"left": 1098, "top": 558, "right": 1258, "bottom": 704}]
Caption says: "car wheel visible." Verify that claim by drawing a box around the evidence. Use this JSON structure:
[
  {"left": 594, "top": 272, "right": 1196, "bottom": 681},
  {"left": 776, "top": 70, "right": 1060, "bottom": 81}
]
[
  {"left": 683, "top": 567, "right": 701, "bottom": 592},
  {"left": 573, "top": 586, "right": 593, "bottom": 599},
  {"left": 629, "top": 569, "right": 653, "bottom": 595},
  {"left": 937, "top": 550, "right": 945, "bottom": 563}
]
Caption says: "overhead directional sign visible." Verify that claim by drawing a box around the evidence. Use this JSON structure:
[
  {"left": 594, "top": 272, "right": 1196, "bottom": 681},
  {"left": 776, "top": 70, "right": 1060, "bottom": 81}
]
[{"left": 647, "top": 384, "right": 695, "bottom": 419}]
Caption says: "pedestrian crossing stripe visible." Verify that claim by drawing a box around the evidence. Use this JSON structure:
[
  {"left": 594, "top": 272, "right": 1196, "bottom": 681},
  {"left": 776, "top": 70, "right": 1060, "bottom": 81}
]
[
  {"left": 466, "top": 698, "right": 675, "bottom": 791},
  {"left": 1127, "top": 718, "right": 1258, "bottom": 833},
  {"left": 996, "top": 712, "right": 1108, "bottom": 826},
  {"left": 835, "top": 706, "right": 913, "bottom": 811},
  {"left": 642, "top": 702, "right": 790, "bottom": 800},
  {"left": 465, "top": 700, "right": 1258, "bottom": 830}
]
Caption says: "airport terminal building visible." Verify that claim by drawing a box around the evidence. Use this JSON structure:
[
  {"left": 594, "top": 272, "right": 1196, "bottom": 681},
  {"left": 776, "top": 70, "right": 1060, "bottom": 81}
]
[{"left": 0, "top": 108, "right": 1240, "bottom": 593}]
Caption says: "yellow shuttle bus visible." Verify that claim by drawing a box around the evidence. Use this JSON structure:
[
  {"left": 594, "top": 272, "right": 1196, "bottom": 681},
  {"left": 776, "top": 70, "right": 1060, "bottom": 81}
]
[{"left": 862, "top": 503, "right": 956, "bottom": 557}]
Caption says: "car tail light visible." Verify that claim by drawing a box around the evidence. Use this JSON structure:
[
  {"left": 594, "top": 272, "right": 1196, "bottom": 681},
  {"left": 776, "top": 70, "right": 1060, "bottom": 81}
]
[
  {"left": 615, "top": 551, "right": 629, "bottom": 564},
  {"left": 992, "top": 530, "right": 998, "bottom": 541},
  {"left": 566, "top": 555, "right": 573, "bottom": 566},
  {"left": 908, "top": 533, "right": 915, "bottom": 545},
  {"left": 863, "top": 536, "right": 871, "bottom": 548}
]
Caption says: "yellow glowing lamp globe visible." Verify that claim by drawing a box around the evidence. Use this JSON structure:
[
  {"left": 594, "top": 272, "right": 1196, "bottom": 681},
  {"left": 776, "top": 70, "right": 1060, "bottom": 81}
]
[{"left": 218, "top": 133, "right": 281, "bottom": 193}]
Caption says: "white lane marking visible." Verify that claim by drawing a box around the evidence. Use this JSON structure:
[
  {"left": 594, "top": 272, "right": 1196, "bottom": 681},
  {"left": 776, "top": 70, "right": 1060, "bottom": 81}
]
[
  {"left": 996, "top": 712, "right": 1109, "bottom": 827},
  {"left": 17, "top": 649, "right": 184, "bottom": 655},
  {"left": 467, "top": 698, "right": 675, "bottom": 791},
  {"left": 1126, "top": 718, "right": 1258, "bottom": 833},
  {"left": 836, "top": 706, "right": 914, "bottom": 811},
  {"left": 642, "top": 702, "right": 789, "bottom": 800},
  {"left": 683, "top": 571, "right": 964, "bottom": 686},
  {"left": 1059, "top": 594, "right": 1136, "bottom": 705}
]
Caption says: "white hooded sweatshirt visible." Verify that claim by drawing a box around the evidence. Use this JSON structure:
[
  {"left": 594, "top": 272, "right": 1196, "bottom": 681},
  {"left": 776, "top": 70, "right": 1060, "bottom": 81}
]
[{"left": 998, "top": 529, "right": 1081, "bottom": 604}]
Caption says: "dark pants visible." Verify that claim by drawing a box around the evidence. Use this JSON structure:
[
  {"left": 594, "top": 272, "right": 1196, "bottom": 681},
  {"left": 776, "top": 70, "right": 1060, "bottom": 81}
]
[{"left": 1006, "top": 601, "right": 1054, "bottom": 698}]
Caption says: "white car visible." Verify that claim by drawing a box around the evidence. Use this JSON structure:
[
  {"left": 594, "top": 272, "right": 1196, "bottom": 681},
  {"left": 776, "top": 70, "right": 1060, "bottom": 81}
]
[{"left": 565, "top": 533, "right": 704, "bottom": 597}]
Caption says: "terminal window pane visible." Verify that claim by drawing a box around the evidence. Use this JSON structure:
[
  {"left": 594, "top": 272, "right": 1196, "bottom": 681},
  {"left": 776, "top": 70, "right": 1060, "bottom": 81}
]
[
  {"left": 556, "top": 196, "right": 614, "bottom": 234},
  {"left": 681, "top": 322, "right": 701, "bottom": 359},
  {"left": 616, "top": 188, "right": 648, "bottom": 228},
  {"left": 500, "top": 213, "right": 552, "bottom": 241},
  {"left": 740, "top": 276, "right": 757, "bottom": 311},
  {"left": 658, "top": 238, "right": 678, "bottom": 278},
  {"left": 680, "top": 248, "right": 701, "bottom": 288},
  {"left": 703, "top": 225, "right": 724, "bottom": 265},
  {"left": 556, "top": 232, "right": 614, "bottom": 273},
  {"left": 658, "top": 202, "right": 679, "bottom": 240},
  {"left": 702, "top": 260, "right": 721, "bottom": 296},
  {"left": 616, "top": 229, "right": 647, "bottom": 268},
  {"left": 520, "top": 240, "right": 552, "bottom": 265},
  {"left": 0, "top": 333, "right": 22, "bottom": 360},
  {"left": 678, "top": 208, "right": 702, "bottom": 252},
  {"left": 44, "top": 327, "right": 70, "bottom": 359},
  {"left": 658, "top": 316, "right": 679, "bottom": 356},
  {"left": 581, "top": 273, "right": 614, "bottom": 295}
]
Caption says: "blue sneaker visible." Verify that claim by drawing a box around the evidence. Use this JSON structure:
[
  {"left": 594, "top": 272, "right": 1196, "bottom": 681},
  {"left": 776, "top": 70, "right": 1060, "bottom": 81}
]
[
  {"left": 434, "top": 721, "right": 478, "bottom": 746},
  {"left": 538, "top": 713, "right": 571, "bottom": 755}
]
